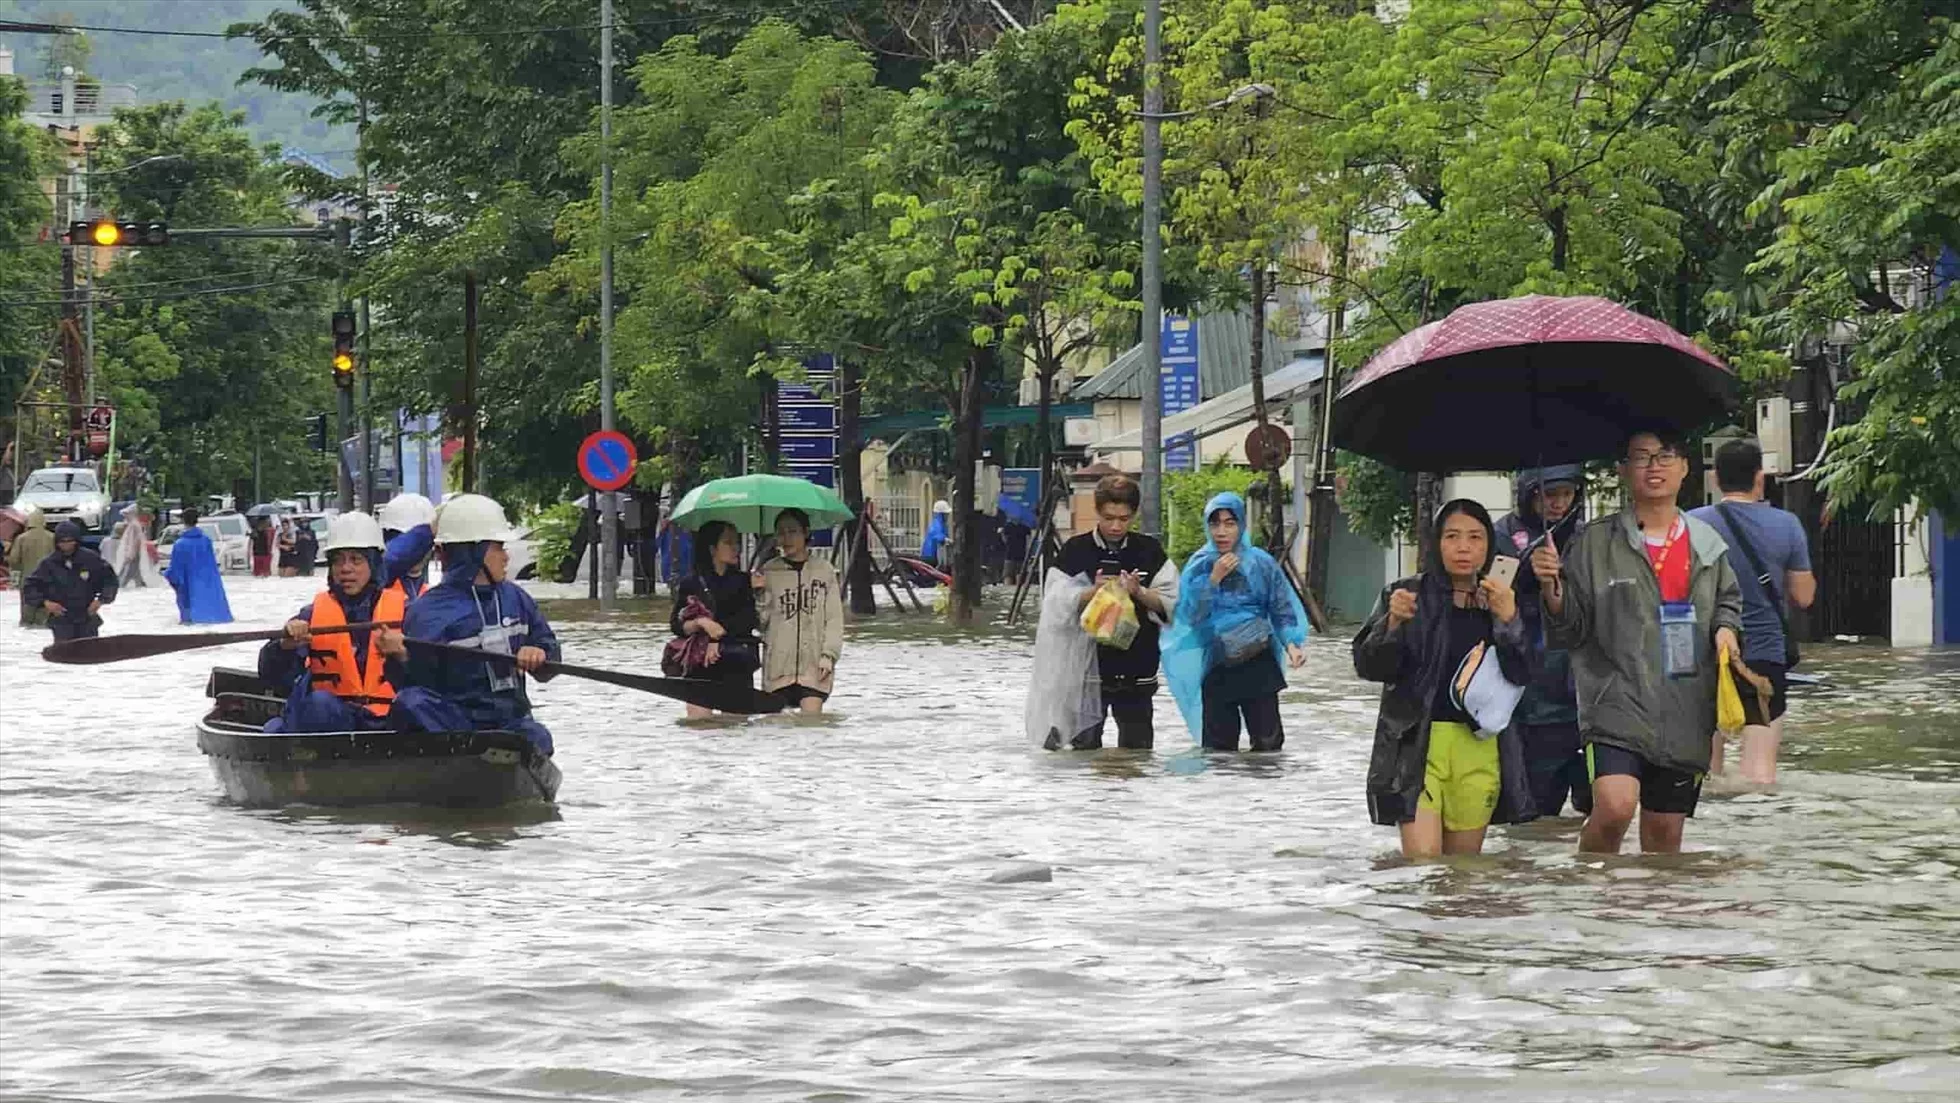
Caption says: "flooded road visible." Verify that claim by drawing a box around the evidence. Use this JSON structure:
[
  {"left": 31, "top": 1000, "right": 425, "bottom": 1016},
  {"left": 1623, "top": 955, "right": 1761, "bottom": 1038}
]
[{"left": 3, "top": 574, "right": 1957, "bottom": 1101}]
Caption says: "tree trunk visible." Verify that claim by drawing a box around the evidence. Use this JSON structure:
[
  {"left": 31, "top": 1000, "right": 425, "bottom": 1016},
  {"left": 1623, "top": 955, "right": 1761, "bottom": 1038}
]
[
  {"left": 949, "top": 346, "right": 988, "bottom": 623},
  {"left": 1036, "top": 356, "right": 1054, "bottom": 577},
  {"left": 838, "top": 357, "right": 876, "bottom": 615},
  {"left": 1248, "top": 265, "right": 1284, "bottom": 554},
  {"left": 1548, "top": 204, "right": 1569, "bottom": 273}
]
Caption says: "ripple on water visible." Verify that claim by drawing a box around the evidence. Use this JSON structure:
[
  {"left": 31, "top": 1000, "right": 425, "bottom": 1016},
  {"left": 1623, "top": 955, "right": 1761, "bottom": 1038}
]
[{"left": 3, "top": 581, "right": 1958, "bottom": 1101}]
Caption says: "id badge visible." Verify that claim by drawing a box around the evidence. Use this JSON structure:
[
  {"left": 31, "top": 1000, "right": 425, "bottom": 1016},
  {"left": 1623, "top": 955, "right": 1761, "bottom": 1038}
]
[
  {"left": 481, "top": 622, "right": 519, "bottom": 693},
  {"left": 1660, "top": 601, "right": 1698, "bottom": 678}
]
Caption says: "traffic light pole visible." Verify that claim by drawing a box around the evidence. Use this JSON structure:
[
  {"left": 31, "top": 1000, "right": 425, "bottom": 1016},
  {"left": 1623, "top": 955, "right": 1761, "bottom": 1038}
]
[
  {"left": 598, "top": 0, "right": 620, "bottom": 614},
  {"left": 336, "top": 385, "right": 354, "bottom": 513}
]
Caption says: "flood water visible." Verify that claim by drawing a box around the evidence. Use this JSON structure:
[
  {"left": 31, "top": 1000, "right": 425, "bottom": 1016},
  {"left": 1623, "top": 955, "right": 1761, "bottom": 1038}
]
[{"left": 3, "top": 574, "right": 1957, "bottom": 1101}]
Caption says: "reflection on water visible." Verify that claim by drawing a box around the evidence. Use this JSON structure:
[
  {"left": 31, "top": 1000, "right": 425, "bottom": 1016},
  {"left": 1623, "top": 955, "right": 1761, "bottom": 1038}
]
[{"left": 2, "top": 578, "right": 1957, "bottom": 1101}]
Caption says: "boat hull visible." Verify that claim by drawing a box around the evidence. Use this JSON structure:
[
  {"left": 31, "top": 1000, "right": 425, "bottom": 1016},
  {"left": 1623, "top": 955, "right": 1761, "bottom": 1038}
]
[{"left": 198, "top": 668, "right": 560, "bottom": 810}]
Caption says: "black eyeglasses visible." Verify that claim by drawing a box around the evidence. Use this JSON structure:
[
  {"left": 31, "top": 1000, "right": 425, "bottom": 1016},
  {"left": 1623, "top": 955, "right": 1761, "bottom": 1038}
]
[{"left": 1625, "top": 449, "right": 1683, "bottom": 468}]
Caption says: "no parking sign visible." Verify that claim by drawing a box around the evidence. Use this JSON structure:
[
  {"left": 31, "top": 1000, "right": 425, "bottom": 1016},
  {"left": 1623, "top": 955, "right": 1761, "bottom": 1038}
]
[{"left": 577, "top": 430, "right": 638, "bottom": 492}]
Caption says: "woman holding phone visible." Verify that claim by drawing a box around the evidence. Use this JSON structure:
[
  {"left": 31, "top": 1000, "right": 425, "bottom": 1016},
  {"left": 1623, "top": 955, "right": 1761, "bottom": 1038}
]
[{"left": 1353, "top": 499, "right": 1537, "bottom": 858}]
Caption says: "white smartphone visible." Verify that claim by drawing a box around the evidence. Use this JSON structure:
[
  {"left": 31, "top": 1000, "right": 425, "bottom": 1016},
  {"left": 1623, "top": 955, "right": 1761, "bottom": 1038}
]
[{"left": 1487, "top": 554, "right": 1520, "bottom": 588}]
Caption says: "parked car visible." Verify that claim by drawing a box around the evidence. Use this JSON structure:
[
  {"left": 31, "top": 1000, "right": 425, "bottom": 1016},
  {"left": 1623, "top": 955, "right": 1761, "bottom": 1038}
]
[
  {"left": 11, "top": 465, "right": 111, "bottom": 533},
  {"left": 157, "top": 516, "right": 252, "bottom": 573}
]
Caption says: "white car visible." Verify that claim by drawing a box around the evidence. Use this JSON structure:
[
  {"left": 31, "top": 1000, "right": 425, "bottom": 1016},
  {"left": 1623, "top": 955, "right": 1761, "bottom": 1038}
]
[
  {"left": 12, "top": 466, "right": 111, "bottom": 533},
  {"left": 157, "top": 516, "right": 253, "bottom": 573}
]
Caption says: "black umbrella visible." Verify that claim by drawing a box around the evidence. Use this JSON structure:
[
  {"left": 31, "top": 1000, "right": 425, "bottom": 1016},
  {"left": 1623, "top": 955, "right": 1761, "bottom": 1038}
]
[{"left": 1332, "top": 295, "right": 1737, "bottom": 472}]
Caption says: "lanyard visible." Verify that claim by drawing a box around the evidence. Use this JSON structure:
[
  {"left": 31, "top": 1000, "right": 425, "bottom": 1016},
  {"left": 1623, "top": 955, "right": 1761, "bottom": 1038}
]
[{"left": 1646, "top": 516, "right": 1686, "bottom": 580}]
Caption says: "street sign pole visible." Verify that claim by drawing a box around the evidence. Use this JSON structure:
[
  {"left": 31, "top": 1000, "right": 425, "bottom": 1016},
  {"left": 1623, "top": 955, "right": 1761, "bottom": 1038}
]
[{"left": 597, "top": 0, "right": 620, "bottom": 613}]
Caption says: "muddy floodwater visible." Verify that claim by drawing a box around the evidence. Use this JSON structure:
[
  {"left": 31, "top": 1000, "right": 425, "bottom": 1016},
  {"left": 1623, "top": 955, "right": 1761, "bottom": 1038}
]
[{"left": 3, "top": 575, "right": 1957, "bottom": 1102}]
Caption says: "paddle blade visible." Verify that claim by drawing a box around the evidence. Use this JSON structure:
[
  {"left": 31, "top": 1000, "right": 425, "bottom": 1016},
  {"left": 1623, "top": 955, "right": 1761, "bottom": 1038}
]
[
  {"left": 42, "top": 629, "right": 271, "bottom": 665},
  {"left": 555, "top": 664, "right": 785, "bottom": 715}
]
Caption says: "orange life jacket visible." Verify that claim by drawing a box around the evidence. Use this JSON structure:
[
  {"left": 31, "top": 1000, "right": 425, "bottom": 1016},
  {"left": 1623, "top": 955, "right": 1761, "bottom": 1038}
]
[{"left": 306, "top": 586, "right": 406, "bottom": 716}]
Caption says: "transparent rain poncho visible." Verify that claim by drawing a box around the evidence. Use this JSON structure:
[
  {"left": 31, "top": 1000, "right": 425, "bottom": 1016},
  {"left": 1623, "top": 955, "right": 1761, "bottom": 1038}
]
[{"left": 1025, "top": 569, "right": 1101, "bottom": 750}]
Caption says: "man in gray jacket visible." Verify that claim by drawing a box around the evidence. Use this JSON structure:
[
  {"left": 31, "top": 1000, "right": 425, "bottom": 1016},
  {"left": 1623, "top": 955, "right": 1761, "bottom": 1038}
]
[{"left": 1535, "top": 430, "right": 1743, "bottom": 854}]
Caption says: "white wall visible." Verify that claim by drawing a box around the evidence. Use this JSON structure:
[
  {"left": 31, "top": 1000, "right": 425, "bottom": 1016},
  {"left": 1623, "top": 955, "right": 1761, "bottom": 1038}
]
[{"left": 1893, "top": 503, "right": 1936, "bottom": 647}]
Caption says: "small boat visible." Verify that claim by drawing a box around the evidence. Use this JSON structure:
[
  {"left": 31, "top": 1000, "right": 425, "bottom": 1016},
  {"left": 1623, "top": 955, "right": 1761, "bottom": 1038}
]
[{"left": 196, "top": 668, "right": 561, "bottom": 809}]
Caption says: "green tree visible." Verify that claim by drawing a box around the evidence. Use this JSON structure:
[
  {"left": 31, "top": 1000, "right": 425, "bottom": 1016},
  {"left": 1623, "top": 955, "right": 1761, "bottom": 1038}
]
[
  {"left": 87, "top": 102, "right": 337, "bottom": 502},
  {"left": 0, "top": 76, "right": 60, "bottom": 440}
]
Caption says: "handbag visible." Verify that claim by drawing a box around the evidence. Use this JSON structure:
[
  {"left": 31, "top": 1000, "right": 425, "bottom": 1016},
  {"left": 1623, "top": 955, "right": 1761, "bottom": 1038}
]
[{"left": 1714, "top": 503, "right": 1801, "bottom": 668}]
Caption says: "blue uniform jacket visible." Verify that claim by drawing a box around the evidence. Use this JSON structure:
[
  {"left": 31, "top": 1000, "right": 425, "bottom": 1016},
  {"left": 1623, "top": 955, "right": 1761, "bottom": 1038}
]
[
  {"left": 382, "top": 524, "right": 435, "bottom": 600},
  {"left": 163, "top": 526, "right": 233, "bottom": 624},
  {"left": 390, "top": 566, "right": 560, "bottom": 727}
]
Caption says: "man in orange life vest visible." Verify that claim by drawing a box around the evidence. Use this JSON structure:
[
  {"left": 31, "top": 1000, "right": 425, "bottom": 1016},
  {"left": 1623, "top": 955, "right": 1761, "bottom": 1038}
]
[{"left": 258, "top": 511, "right": 407, "bottom": 733}]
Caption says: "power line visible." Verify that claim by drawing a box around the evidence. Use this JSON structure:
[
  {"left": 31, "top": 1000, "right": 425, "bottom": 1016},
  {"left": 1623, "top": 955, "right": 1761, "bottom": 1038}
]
[
  {"left": 0, "top": 275, "right": 326, "bottom": 309},
  {"left": 3, "top": 3, "right": 869, "bottom": 44}
]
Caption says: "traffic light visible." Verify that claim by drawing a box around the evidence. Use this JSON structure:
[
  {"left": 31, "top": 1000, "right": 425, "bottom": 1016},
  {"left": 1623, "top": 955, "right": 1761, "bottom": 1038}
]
[
  {"left": 307, "top": 413, "right": 330, "bottom": 452},
  {"left": 68, "top": 220, "right": 169, "bottom": 247},
  {"left": 331, "top": 310, "right": 356, "bottom": 389}
]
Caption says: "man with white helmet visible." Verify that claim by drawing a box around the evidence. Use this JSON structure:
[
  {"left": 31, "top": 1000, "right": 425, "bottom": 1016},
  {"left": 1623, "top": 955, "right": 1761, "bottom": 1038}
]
[
  {"left": 378, "top": 492, "right": 438, "bottom": 600},
  {"left": 384, "top": 493, "right": 560, "bottom": 755},
  {"left": 259, "top": 511, "right": 406, "bottom": 733}
]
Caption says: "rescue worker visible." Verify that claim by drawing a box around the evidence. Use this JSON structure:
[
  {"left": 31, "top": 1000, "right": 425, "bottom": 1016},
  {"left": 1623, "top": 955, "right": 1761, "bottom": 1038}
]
[
  {"left": 8, "top": 507, "right": 56, "bottom": 626},
  {"left": 21, "top": 521, "right": 119, "bottom": 641},
  {"left": 259, "top": 512, "right": 404, "bottom": 733},
  {"left": 383, "top": 494, "right": 560, "bottom": 754},
  {"left": 378, "top": 492, "right": 438, "bottom": 600}
]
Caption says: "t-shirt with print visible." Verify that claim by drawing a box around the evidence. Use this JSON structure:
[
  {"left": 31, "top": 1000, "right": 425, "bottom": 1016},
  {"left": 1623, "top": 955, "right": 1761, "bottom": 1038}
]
[{"left": 1689, "top": 499, "right": 1812, "bottom": 665}]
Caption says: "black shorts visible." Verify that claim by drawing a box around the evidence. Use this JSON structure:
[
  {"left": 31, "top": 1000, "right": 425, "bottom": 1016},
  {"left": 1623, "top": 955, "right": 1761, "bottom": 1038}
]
[
  {"left": 1739, "top": 660, "right": 1789, "bottom": 726},
  {"left": 1587, "top": 741, "right": 1702, "bottom": 816},
  {"left": 775, "top": 683, "right": 829, "bottom": 706}
]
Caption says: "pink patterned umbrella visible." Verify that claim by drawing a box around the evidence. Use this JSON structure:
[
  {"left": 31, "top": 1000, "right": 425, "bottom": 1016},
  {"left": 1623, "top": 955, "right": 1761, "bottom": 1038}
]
[{"left": 1331, "top": 295, "right": 1735, "bottom": 471}]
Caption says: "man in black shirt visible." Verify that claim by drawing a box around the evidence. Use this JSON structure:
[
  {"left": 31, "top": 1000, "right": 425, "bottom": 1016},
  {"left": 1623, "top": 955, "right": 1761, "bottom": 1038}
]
[{"left": 1056, "top": 474, "right": 1179, "bottom": 749}]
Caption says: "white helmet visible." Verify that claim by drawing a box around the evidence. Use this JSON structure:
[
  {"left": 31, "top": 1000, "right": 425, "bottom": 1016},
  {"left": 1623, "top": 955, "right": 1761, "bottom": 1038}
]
[
  {"left": 932, "top": 499, "right": 952, "bottom": 514},
  {"left": 322, "top": 511, "right": 385, "bottom": 552},
  {"left": 377, "top": 492, "right": 436, "bottom": 534},
  {"left": 432, "top": 493, "right": 516, "bottom": 544}
]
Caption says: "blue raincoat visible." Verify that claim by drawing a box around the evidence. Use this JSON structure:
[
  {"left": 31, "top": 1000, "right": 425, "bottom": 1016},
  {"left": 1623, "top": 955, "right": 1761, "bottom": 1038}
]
[
  {"left": 164, "top": 526, "right": 233, "bottom": 624},
  {"left": 1160, "top": 492, "right": 1309, "bottom": 741},
  {"left": 387, "top": 540, "right": 560, "bottom": 754},
  {"left": 382, "top": 523, "right": 435, "bottom": 600},
  {"left": 920, "top": 512, "right": 949, "bottom": 564}
]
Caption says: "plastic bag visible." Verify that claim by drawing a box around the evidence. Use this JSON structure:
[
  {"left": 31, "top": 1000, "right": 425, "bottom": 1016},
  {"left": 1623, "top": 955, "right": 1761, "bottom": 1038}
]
[
  {"left": 1716, "top": 650, "right": 1746, "bottom": 732},
  {"left": 1027, "top": 570, "right": 1103, "bottom": 750},
  {"left": 1078, "top": 579, "right": 1140, "bottom": 651}
]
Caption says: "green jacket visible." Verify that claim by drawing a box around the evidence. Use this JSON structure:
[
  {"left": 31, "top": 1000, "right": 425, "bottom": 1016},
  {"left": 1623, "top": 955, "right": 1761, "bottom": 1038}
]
[{"left": 1545, "top": 510, "right": 1744, "bottom": 774}]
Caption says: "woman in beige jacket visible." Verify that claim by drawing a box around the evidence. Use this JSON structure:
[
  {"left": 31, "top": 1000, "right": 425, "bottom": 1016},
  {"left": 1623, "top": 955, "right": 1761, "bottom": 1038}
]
[{"left": 753, "top": 508, "right": 845, "bottom": 713}]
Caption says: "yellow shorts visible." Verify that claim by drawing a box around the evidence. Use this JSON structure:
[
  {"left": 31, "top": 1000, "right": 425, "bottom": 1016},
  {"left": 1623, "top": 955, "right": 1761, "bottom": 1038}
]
[{"left": 1417, "top": 720, "right": 1501, "bottom": 832}]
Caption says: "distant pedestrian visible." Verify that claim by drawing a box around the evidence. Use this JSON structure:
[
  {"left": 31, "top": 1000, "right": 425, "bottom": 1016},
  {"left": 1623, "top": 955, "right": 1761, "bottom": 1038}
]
[
  {"left": 1161, "top": 492, "right": 1308, "bottom": 752},
  {"left": 250, "top": 517, "right": 274, "bottom": 577},
  {"left": 293, "top": 519, "right": 319, "bottom": 578},
  {"left": 9, "top": 507, "right": 56, "bottom": 626},
  {"left": 1538, "top": 429, "right": 1743, "bottom": 855},
  {"left": 1690, "top": 440, "right": 1815, "bottom": 785},
  {"left": 1053, "top": 474, "right": 1177, "bottom": 749},
  {"left": 1492, "top": 464, "right": 1590, "bottom": 817},
  {"left": 277, "top": 518, "right": 299, "bottom": 577},
  {"left": 1355, "top": 499, "right": 1535, "bottom": 858},
  {"left": 165, "top": 509, "right": 234, "bottom": 624},
  {"left": 754, "top": 508, "right": 844, "bottom": 714},
  {"left": 669, "top": 520, "right": 760, "bottom": 719},
  {"left": 21, "top": 521, "right": 118, "bottom": 642}
]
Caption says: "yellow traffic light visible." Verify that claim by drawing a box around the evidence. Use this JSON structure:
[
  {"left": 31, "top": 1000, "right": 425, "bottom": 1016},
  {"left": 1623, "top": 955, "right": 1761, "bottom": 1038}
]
[
  {"left": 90, "top": 221, "right": 122, "bottom": 246},
  {"left": 332, "top": 352, "right": 355, "bottom": 373}
]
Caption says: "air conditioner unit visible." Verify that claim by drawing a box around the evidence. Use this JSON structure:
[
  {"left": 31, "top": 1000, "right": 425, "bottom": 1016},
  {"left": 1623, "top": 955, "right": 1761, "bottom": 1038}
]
[{"left": 1063, "top": 417, "right": 1097, "bottom": 447}]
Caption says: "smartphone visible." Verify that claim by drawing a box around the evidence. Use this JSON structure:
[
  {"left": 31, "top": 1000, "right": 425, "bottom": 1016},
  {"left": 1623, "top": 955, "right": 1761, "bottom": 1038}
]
[{"left": 1487, "top": 554, "right": 1520, "bottom": 588}]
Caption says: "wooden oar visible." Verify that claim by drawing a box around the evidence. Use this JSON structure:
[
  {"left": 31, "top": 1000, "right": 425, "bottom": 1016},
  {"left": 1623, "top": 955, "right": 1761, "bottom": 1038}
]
[
  {"left": 404, "top": 637, "right": 785, "bottom": 715},
  {"left": 42, "top": 621, "right": 399, "bottom": 665}
]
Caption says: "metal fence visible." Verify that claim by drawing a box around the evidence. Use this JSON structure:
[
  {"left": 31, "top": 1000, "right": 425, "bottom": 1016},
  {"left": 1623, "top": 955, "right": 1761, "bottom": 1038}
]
[{"left": 875, "top": 495, "right": 925, "bottom": 556}]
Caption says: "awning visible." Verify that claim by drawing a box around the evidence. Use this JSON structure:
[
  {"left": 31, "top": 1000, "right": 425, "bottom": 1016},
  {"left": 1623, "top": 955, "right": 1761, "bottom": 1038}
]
[
  {"left": 861, "top": 402, "right": 1093, "bottom": 439},
  {"left": 1088, "top": 355, "right": 1325, "bottom": 455}
]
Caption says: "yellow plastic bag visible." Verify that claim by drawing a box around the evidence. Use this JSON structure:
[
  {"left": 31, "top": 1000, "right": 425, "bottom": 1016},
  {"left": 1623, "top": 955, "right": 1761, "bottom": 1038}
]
[
  {"left": 1079, "top": 579, "right": 1140, "bottom": 650},
  {"left": 1716, "top": 650, "right": 1746, "bottom": 732}
]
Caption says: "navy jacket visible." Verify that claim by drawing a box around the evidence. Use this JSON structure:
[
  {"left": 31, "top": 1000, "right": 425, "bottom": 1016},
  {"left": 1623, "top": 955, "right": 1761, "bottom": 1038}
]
[{"left": 391, "top": 557, "right": 560, "bottom": 727}]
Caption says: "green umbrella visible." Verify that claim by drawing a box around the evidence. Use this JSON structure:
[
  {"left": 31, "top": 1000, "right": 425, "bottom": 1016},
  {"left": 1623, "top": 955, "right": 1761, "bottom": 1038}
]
[{"left": 668, "top": 474, "right": 854, "bottom": 533}]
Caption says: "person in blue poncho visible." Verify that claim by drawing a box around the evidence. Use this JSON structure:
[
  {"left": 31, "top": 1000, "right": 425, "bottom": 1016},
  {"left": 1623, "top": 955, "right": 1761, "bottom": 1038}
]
[
  {"left": 920, "top": 499, "right": 951, "bottom": 567},
  {"left": 384, "top": 493, "right": 560, "bottom": 755},
  {"left": 1161, "top": 491, "right": 1309, "bottom": 751},
  {"left": 163, "top": 509, "right": 233, "bottom": 624},
  {"left": 378, "top": 492, "right": 438, "bottom": 601}
]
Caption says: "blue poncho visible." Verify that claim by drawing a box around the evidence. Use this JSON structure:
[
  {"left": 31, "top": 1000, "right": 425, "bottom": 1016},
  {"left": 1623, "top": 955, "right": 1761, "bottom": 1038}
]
[
  {"left": 1160, "top": 491, "right": 1309, "bottom": 740},
  {"left": 163, "top": 526, "right": 233, "bottom": 624},
  {"left": 920, "top": 512, "right": 949, "bottom": 563}
]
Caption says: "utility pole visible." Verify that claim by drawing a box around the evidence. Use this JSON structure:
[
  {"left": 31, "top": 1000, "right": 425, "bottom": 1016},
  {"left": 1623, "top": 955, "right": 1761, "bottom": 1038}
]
[
  {"left": 1307, "top": 229, "right": 1348, "bottom": 606},
  {"left": 357, "top": 98, "right": 376, "bottom": 512},
  {"left": 462, "top": 273, "right": 478, "bottom": 494},
  {"left": 597, "top": 0, "right": 620, "bottom": 612},
  {"left": 1139, "top": 0, "right": 1165, "bottom": 536}
]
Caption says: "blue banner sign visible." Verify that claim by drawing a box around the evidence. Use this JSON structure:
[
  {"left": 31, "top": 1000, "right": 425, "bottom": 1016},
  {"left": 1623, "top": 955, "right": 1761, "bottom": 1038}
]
[{"left": 1160, "top": 314, "right": 1200, "bottom": 471}]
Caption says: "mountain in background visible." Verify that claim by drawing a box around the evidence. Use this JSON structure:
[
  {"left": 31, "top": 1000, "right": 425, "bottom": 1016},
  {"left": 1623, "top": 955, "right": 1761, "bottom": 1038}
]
[{"left": 0, "top": 0, "right": 350, "bottom": 171}]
